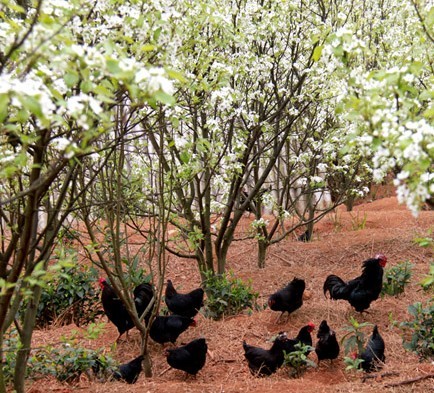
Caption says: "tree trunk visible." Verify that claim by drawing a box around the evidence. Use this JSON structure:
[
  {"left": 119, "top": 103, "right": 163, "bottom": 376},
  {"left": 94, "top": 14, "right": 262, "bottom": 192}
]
[
  {"left": 142, "top": 348, "right": 152, "bottom": 377},
  {"left": 0, "top": 335, "right": 6, "bottom": 393},
  {"left": 257, "top": 238, "right": 268, "bottom": 269},
  {"left": 14, "top": 284, "right": 43, "bottom": 393}
]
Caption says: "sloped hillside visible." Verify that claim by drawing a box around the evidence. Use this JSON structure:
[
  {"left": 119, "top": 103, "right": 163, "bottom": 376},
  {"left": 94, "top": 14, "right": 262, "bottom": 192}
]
[{"left": 28, "top": 196, "right": 434, "bottom": 393}]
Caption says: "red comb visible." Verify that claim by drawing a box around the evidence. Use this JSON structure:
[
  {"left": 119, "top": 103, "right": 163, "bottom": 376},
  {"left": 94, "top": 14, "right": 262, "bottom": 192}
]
[{"left": 375, "top": 253, "right": 387, "bottom": 266}]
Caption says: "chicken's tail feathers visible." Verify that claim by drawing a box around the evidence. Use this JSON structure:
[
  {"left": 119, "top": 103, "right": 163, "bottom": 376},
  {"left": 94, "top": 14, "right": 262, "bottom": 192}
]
[
  {"left": 323, "top": 275, "right": 348, "bottom": 299},
  {"left": 112, "top": 370, "right": 122, "bottom": 381}
]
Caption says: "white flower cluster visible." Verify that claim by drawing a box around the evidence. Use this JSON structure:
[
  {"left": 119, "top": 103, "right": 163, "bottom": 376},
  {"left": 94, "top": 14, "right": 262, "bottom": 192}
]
[{"left": 135, "top": 67, "right": 174, "bottom": 96}]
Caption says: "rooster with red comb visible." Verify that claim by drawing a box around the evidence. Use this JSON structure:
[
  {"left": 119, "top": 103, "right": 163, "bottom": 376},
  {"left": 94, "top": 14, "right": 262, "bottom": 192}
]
[{"left": 323, "top": 254, "right": 387, "bottom": 312}]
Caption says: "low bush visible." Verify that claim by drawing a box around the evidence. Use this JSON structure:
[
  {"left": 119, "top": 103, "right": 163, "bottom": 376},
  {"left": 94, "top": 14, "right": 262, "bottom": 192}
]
[
  {"left": 341, "top": 317, "right": 373, "bottom": 372},
  {"left": 30, "top": 264, "right": 102, "bottom": 328},
  {"left": 283, "top": 342, "right": 316, "bottom": 378},
  {"left": 202, "top": 270, "right": 259, "bottom": 320},
  {"left": 3, "top": 328, "right": 117, "bottom": 385},
  {"left": 381, "top": 261, "right": 413, "bottom": 297},
  {"left": 400, "top": 300, "right": 434, "bottom": 359},
  {"left": 420, "top": 263, "right": 434, "bottom": 291}
]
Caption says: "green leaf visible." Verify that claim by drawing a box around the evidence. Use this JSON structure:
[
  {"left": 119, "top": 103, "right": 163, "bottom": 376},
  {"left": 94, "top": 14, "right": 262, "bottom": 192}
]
[
  {"left": 64, "top": 72, "right": 79, "bottom": 87},
  {"left": 19, "top": 95, "right": 43, "bottom": 118},
  {"left": 0, "top": 94, "right": 9, "bottom": 122},
  {"left": 167, "top": 69, "right": 187, "bottom": 83},
  {"left": 142, "top": 44, "right": 155, "bottom": 52},
  {"left": 312, "top": 45, "right": 323, "bottom": 61},
  {"left": 180, "top": 151, "right": 190, "bottom": 163},
  {"left": 154, "top": 91, "right": 175, "bottom": 105}
]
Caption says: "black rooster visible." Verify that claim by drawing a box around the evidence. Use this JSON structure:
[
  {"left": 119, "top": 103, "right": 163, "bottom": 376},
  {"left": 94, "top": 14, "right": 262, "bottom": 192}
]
[
  {"left": 99, "top": 278, "right": 155, "bottom": 342},
  {"left": 315, "top": 320, "right": 340, "bottom": 365},
  {"left": 359, "top": 325, "right": 385, "bottom": 372},
  {"left": 150, "top": 315, "right": 195, "bottom": 344},
  {"left": 165, "top": 279, "right": 204, "bottom": 318},
  {"left": 323, "top": 254, "right": 387, "bottom": 312},
  {"left": 281, "top": 322, "right": 315, "bottom": 355},
  {"left": 112, "top": 355, "right": 143, "bottom": 384},
  {"left": 268, "top": 277, "right": 305, "bottom": 323},
  {"left": 243, "top": 332, "right": 289, "bottom": 376},
  {"left": 99, "top": 278, "right": 134, "bottom": 342},
  {"left": 166, "top": 338, "right": 208, "bottom": 376}
]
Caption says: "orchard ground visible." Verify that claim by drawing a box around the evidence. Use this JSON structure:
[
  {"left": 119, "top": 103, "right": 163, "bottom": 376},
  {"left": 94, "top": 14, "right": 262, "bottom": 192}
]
[{"left": 28, "top": 191, "right": 434, "bottom": 393}]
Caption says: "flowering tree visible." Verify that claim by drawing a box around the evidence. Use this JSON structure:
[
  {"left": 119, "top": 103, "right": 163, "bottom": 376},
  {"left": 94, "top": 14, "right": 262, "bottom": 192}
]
[
  {"left": 1, "top": 0, "right": 432, "bottom": 390},
  {"left": 0, "top": 0, "right": 175, "bottom": 390},
  {"left": 130, "top": 0, "right": 380, "bottom": 272},
  {"left": 322, "top": 0, "right": 434, "bottom": 215}
]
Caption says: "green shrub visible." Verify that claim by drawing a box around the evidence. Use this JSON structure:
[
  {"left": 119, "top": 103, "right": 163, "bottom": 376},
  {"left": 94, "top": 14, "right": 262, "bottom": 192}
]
[
  {"left": 400, "top": 300, "right": 434, "bottom": 359},
  {"left": 283, "top": 342, "right": 316, "bottom": 378},
  {"left": 413, "top": 233, "right": 434, "bottom": 291},
  {"left": 2, "top": 329, "right": 21, "bottom": 384},
  {"left": 341, "top": 316, "right": 373, "bottom": 355},
  {"left": 343, "top": 354, "right": 365, "bottom": 372},
  {"left": 341, "top": 317, "right": 374, "bottom": 373},
  {"left": 26, "top": 264, "right": 102, "bottom": 328},
  {"left": 381, "top": 261, "right": 413, "bottom": 297},
  {"left": 3, "top": 328, "right": 117, "bottom": 385},
  {"left": 49, "top": 344, "right": 117, "bottom": 383},
  {"left": 202, "top": 270, "right": 259, "bottom": 320},
  {"left": 420, "top": 263, "right": 434, "bottom": 291}
]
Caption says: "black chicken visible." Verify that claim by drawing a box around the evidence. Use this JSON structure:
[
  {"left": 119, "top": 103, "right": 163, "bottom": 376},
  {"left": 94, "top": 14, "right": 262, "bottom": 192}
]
[
  {"left": 100, "top": 278, "right": 155, "bottom": 341},
  {"left": 99, "top": 278, "right": 134, "bottom": 342},
  {"left": 165, "top": 279, "right": 204, "bottom": 318},
  {"left": 268, "top": 277, "right": 305, "bottom": 323},
  {"left": 359, "top": 325, "right": 385, "bottom": 372},
  {"left": 323, "top": 254, "right": 387, "bottom": 312},
  {"left": 297, "top": 229, "right": 311, "bottom": 242},
  {"left": 243, "top": 332, "right": 289, "bottom": 376},
  {"left": 166, "top": 338, "right": 208, "bottom": 376},
  {"left": 281, "top": 322, "right": 315, "bottom": 355},
  {"left": 112, "top": 355, "right": 143, "bottom": 384},
  {"left": 150, "top": 315, "right": 195, "bottom": 344},
  {"left": 315, "top": 320, "right": 340, "bottom": 365},
  {"left": 134, "top": 282, "right": 155, "bottom": 320}
]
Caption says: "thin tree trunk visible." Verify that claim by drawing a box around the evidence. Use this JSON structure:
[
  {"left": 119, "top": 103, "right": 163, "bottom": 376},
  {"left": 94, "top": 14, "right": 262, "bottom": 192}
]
[
  {"left": 0, "top": 335, "right": 6, "bottom": 393},
  {"left": 257, "top": 238, "right": 268, "bottom": 269},
  {"left": 13, "top": 284, "right": 43, "bottom": 393}
]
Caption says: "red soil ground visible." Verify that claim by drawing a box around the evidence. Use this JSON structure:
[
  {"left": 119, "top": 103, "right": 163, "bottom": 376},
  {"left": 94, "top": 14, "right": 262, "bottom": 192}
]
[{"left": 27, "top": 193, "right": 434, "bottom": 393}]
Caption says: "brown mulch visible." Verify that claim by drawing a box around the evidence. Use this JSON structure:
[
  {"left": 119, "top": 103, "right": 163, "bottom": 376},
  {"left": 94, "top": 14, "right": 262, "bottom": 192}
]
[{"left": 27, "top": 195, "right": 434, "bottom": 393}]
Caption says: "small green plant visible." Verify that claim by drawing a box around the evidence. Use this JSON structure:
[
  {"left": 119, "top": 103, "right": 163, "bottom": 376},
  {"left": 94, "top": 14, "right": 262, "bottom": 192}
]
[
  {"left": 328, "top": 210, "right": 342, "bottom": 232},
  {"left": 202, "top": 270, "right": 259, "bottom": 320},
  {"left": 3, "top": 329, "right": 117, "bottom": 385},
  {"left": 349, "top": 211, "right": 368, "bottom": 230},
  {"left": 381, "top": 261, "right": 413, "bottom": 297},
  {"left": 341, "top": 316, "right": 373, "bottom": 355},
  {"left": 2, "top": 329, "right": 21, "bottom": 384},
  {"left": 121, "top": 254, "right": 153, "bottom": 289},
  {"left": 50, "top": 343, "right": 117, "bottom": 383},
  {"left": 343, "top": 353, "right": 365, "bottom": 372},
  {"left": 399, "top": 300, "right": 434, "bottom": 359},
  {"left": 283, "top": 343, "right": 316, "bottom": 378},
  {"left": 341, "top": 317, "right": 374, "bottom": 373},
  {"left": 420, "top": 263, "right": 434, "bottom": 291},
  {"left": 22, "top": 263, "right": 102, "bottom": 328},
  {"left": 413, "top": 234, "right": 433, "bottom": 249},
  {"left": 413, "top": 232, "right": 434, "bottom": 291}
]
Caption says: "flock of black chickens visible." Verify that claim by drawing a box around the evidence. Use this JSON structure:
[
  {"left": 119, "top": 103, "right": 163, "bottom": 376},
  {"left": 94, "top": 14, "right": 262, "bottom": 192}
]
[{"left": 100, "top": 253, "right": 388, "bottom": 383}]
